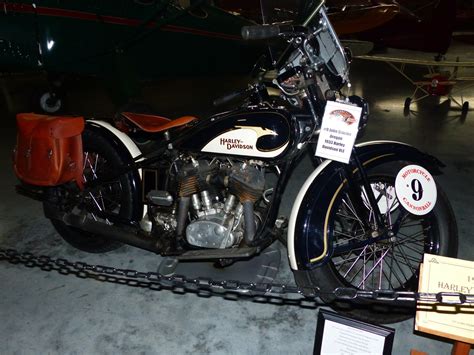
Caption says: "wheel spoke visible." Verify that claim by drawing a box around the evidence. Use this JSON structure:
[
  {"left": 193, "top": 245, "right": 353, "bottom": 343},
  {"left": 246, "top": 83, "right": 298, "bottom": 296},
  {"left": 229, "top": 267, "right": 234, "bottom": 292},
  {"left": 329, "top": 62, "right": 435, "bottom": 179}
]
[
  {"left": 386, "top": 252, "right": 404, "bottom": 288},
  {"left": 329, "top": 174, "right": 441, "bottom": 293},
  {"left": 391, "top": 249, "right": 422, "bottom": 265},
  {"left": 399, "top": 221, "right": 425, "bottom": 228},
  {"left": 83, "top": 152, "right": 89, "bottom": 183},
  {"left": 395, "top": 242, "right": 424, "bottom": 256},
  {"left": 342, "top": 198, "right": 366, "bottom": 231},
  {"left": 334, "top": 249, "right": 371, "bottom": 266},
  {"left": 398, "top": 229, "right": 427, "bottom": 240},
  {"left": 341, "top": 245, "right": 370, "bottom": 278},
  {"left": 81, "top": 151, "right": 118, "bottom": 225},
  {"left": 390, "top": 251, "right": 411, "bottom": 283},
  {"left": 357, "top": 247, "right": 390, "bottom": 288}
]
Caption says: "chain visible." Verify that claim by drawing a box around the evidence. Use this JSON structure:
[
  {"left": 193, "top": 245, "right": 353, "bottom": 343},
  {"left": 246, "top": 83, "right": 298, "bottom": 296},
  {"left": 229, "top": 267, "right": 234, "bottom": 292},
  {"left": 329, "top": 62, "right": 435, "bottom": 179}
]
[{"left": 1, "top": 248, "right": 473, "bottom": 306}]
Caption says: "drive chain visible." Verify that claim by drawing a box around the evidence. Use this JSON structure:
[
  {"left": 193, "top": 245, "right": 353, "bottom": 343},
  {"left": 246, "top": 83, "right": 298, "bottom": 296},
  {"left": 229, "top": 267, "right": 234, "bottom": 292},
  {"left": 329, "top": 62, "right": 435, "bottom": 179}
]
[{"left": 1, "top": 248, "right": 473, "bottom": 306}]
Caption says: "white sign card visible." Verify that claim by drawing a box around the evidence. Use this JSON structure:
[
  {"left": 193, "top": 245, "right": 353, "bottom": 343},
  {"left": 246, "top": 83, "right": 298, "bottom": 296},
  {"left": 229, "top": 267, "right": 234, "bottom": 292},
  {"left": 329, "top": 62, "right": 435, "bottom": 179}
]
[
  {"left": 320, "top": 320, "right": 385, "bottom": 355},
  {"left": 395, "top": 165, "right": 437, "bottom": 216},
  {"left": 316, "top": 100, "right": 362, "bottom": 164},
  {"left": 415, "top": 254, "right": 474, "bottom": 344}
]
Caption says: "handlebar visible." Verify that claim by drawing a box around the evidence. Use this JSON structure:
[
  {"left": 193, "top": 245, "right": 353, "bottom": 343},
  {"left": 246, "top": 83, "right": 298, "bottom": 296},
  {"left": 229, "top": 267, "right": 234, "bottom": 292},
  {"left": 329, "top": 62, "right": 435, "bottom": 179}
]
[
  {"left": 241, "top": 0, "right": 326, "bottom": 41},
  {"left": 241, "top": 25, "right": 306, "bottom": 41},
  {"left": 303, "top": 0, "right": 326, "bottom": 27},
  {"left": 213, "top": 89, "right": 250, "bottom": 107},
  {"left": 241, "top": 25, "right": 281, "bottom": 40}
]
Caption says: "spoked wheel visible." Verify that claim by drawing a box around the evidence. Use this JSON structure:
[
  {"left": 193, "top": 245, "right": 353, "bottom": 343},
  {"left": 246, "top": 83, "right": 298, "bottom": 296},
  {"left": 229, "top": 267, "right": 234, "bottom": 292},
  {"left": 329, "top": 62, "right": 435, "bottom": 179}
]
[
  {"left": 307, "top": 170, "right": 457, "bottom": 324},
  {"left": 44, "top": 128, "right": 139, "bottom": 253}
]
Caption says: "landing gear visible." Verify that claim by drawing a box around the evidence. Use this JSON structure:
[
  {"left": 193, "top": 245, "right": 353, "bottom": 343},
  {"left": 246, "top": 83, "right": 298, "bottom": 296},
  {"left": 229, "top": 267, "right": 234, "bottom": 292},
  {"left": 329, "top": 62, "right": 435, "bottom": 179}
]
[
  {"left": 403, "top": 97, "right": 412, "bottom": 116},
  {"left": 35, "top": 74, "right": 66, "bottom": 114},
  {"left": 39, "top": 91, "right": 62, "bottom": 114},
  {"left": 461, "top": 101, "right": 469, "bottom": 117}
]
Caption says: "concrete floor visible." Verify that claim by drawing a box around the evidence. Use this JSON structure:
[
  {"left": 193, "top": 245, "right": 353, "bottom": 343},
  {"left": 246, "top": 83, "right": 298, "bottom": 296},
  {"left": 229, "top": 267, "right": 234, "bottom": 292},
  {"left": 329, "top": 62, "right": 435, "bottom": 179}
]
[{"left": 1, "top": 49, "right": 473, "bottom": 354}]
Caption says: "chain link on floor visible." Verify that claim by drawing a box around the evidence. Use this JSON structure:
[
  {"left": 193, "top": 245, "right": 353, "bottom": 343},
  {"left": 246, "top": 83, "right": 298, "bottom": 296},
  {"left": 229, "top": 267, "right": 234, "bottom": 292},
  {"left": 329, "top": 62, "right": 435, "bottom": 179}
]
[{"left": 1, "top": 247, "right": 473, "bottom": 306}]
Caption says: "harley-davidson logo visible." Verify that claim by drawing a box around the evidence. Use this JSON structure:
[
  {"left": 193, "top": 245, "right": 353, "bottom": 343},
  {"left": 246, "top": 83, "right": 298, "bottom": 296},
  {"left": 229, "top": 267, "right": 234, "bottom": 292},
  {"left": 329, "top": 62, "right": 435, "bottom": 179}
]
[
  {"left": 219, "top": 138, "right": 253, "bottom": 150},
  {"left": 217, "top": 126, "right": 277, "bottom": 151},
  {"left": 201, "top": 125, "right": 287, "bottom": 158}
]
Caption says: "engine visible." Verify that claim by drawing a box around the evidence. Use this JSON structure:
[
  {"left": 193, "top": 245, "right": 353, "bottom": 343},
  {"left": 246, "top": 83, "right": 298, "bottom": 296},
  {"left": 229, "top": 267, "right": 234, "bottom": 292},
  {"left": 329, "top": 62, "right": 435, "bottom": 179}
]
[
  {"left": 176, "top": 158, "right": 265, "bottom": 249},
  {"left": 186, "top": 192, "right": 243, "bottom": 249}
]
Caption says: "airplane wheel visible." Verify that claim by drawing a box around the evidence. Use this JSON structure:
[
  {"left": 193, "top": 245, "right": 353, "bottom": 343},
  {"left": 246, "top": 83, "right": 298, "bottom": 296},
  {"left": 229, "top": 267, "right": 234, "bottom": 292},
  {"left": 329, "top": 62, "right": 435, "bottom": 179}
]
[
  {"left": 404, "top": 97, "right": 412, "bottom": 108},
  {"left": 403, "top": 97, "right": 411, "bottom": 116},
  {"left": 462, "top": 101, "right": 469, "bottom": 116},
  {"left": 39, "top": 91, "right": 62, "bottom": 114}
]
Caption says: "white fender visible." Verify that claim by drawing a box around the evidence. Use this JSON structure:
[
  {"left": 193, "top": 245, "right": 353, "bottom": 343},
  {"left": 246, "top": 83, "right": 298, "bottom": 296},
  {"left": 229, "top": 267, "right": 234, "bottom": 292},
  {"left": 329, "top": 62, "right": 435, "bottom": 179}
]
[
  {"left": 86, "top": 119, "right": 147, "bottom": 217},
  {"left": 287, "top": 140, "right": 410, "bottom": 270},
  {"left": 86, "top": 119, "right": 143, "bottom": 162}
]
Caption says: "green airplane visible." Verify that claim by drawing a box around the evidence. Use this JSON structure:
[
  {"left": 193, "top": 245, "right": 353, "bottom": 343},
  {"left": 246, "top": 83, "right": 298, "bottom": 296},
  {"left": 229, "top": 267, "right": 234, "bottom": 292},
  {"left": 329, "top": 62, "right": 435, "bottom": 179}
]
[{"left": 0, "top": 0, "right": 262, "bottom": 112}]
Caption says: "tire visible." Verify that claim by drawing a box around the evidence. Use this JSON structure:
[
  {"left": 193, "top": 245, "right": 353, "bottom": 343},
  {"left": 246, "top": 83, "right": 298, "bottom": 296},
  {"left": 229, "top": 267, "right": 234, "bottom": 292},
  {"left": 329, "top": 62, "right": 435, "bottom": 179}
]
[
  {"left": 39, "top": 91, "right": 62, "bottom": 114},
  {"left": 403, "top": 97, "right": 411, "bottom": 117},
  {"left": 461, "top": 101, "right": 469, "bottom": 117},
  {"left": 44, "top": 127, "right": 139, "bottom": 253},
  {"left": 302, "top": 167, "right": 458, "bottom": 324}
]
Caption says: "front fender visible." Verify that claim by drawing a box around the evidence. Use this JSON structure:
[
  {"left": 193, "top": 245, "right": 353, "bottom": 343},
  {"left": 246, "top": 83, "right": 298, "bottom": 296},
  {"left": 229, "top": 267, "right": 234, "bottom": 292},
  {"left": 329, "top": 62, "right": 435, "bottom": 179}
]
[{"left": 287, "top": 140, "right": 444, "bottom": 271}]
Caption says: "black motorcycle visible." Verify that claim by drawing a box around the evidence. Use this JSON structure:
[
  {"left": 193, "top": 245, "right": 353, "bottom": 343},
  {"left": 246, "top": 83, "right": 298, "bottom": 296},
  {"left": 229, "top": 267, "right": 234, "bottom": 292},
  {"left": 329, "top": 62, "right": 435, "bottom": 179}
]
[{"left": 14, "top": 0, "right": 457, "bottom": 324}]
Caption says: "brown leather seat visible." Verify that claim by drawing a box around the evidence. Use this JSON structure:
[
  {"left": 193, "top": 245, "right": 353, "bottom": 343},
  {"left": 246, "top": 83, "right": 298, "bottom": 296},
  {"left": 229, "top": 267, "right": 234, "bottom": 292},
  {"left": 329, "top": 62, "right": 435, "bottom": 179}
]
[{"left": 121, "top": 112, "right": 197, "bottom": 133}]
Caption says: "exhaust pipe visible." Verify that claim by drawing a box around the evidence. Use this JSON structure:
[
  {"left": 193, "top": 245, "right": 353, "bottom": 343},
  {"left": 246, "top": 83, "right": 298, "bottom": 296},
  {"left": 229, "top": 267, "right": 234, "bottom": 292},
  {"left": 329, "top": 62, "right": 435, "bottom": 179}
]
[{"left": 63, "top": 214, "right": 163, "bottom": 254}]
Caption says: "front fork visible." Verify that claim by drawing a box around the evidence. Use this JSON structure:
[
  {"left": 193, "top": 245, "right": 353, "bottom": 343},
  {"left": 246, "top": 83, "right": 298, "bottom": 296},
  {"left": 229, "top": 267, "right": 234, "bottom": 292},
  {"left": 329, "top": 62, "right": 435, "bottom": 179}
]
[{"left": 343, "top": 148, "right": 386, "bottom": 237}]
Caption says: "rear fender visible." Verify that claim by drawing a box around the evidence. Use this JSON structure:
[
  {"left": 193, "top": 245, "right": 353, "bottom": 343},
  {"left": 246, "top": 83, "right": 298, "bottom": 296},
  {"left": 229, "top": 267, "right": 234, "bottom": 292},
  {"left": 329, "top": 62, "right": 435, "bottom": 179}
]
[
  {"left": 85, "top": 120, "right": 144, "bottom": 220},
  {"left": 288, "top": 140, "right": 444, "bottom": 271}
]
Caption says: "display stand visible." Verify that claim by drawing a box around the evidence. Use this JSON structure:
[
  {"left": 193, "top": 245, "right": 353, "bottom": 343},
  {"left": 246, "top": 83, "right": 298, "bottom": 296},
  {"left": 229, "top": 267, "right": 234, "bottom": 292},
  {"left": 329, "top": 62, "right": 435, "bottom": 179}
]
[
  {"left": 411, "top": 341, "right": 472, "bottom": 355},
  {"left": 410, "top": 350, "right": 428, "bottom": 355},
  {"left": 451, "top": 341, "right": 472, "bottom": 355},
  {"left": 413, "top": 254, "right": 474, "bottom": 355}
]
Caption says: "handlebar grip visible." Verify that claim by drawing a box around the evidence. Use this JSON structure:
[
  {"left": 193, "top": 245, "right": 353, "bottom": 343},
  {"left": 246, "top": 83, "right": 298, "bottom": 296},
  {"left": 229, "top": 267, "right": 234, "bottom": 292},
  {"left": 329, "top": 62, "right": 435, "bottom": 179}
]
[
  {"left": 213, "top": 90, "right": 247, "bottom": 107},
  {"left": 241, "top": 25, "right": 281, "bottom": 40}
]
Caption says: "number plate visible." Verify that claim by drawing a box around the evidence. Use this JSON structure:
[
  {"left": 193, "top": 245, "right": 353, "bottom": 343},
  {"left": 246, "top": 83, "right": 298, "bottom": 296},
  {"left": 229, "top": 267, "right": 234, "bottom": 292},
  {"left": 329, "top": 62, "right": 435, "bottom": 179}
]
[{"left": 395, "top": 165, "right": 437, "bottom": 215}]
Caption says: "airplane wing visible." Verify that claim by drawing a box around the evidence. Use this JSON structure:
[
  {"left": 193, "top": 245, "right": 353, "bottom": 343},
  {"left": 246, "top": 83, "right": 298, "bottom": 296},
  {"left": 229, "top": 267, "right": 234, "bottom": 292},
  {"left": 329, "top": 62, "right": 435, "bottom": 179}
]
[
  {"left": 354, "top": 46, "right": 474, "bottom": 116},
  {"left": 356, "top": 54, "right": 474, "bottom": 68}
]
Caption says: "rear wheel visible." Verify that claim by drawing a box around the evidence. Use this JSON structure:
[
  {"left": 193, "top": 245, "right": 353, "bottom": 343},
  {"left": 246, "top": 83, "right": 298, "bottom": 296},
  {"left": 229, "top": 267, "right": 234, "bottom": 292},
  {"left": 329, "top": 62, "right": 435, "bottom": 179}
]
[
  {"left": 304, "top": 168, "right": 457, "bottom": 324},
  {"left": 44, "top": 128, "right": 139, "bottom": 253}
]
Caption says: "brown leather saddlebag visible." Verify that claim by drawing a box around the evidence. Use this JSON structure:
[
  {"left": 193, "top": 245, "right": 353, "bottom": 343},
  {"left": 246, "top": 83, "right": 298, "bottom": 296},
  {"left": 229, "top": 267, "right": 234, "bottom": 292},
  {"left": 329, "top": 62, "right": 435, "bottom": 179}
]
[{"left": 13, "top": 113, "right": 85, "bottom": 186}]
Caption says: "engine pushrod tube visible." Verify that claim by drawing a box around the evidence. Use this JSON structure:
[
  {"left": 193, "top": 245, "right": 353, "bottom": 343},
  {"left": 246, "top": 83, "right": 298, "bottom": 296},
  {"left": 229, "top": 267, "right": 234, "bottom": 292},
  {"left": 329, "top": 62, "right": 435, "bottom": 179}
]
[
  {"left": 176, "top": 197, "right": 191, "bottom": 236},
  {"left": 243, "top": 201, "right": 256, "bottom": 244}
]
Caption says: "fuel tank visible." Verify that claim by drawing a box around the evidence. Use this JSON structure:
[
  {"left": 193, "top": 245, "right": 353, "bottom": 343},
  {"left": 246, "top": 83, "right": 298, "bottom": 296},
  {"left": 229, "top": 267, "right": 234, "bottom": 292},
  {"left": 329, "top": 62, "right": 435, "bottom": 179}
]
[{"left": 177, "top": 108, "right": 294, "bottom": 160}]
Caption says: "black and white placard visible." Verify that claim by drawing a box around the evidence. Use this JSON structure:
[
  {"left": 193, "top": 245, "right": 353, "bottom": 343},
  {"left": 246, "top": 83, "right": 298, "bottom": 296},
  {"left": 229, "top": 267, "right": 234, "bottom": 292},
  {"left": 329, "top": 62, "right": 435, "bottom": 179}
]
[
  {"left": 315, "top": 100, "right": 362, "bottom": 164},
  {"left": 314, "top": 310, "right": 394, "bottom": 355},
  {"left": 395, "top": 165, "right": 437, "bottom": 216}
]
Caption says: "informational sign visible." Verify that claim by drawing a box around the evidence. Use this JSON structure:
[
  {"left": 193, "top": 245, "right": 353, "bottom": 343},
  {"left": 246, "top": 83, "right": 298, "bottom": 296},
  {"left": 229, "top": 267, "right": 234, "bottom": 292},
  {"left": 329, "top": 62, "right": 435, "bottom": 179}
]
[
  {"left": 315, "top": 100, "right": 362, "bottom": 164},
  {"left": 395, "top": 165, "right": 437, "bottom": 216},
  {"left": 314, "top": 310, "right": 394, "bottom": 355},
  {"left": 416, "top": 254, "right": 474, "bottom": 344},
  {"left": 321, "top": 320, "right": 385, "bottom": 354}
]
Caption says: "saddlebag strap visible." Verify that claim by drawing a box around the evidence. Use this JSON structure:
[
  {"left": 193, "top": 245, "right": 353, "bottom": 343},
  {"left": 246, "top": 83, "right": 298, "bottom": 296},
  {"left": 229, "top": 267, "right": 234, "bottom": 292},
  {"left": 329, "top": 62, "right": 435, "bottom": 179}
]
[{"left": 13, "top": 113, "right": 85, "bottom": 187}]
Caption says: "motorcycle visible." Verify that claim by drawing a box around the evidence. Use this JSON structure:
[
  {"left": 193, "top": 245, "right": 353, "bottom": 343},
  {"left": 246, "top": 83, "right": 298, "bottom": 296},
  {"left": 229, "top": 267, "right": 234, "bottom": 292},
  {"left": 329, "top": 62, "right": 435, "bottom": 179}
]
[{"left": 13, "top": 0, "right": 457, "bottom": 324}]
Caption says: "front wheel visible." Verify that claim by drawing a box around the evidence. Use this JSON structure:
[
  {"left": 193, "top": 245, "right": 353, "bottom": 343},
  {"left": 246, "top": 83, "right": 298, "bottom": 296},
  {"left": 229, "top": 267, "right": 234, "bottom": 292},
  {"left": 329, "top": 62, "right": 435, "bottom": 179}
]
[{"left": 304, "top": 169, "right": 458, "bottom": 324}]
